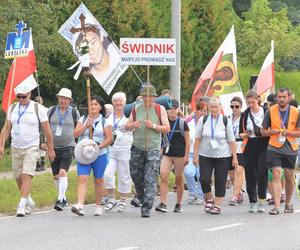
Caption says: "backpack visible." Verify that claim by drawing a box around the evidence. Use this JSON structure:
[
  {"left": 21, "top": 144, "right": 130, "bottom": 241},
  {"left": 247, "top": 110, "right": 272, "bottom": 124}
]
[
  {"left": 48, "top": 105, "right": 78, "bottom": 128},
  {"left": 202, "top": 114, "right": 228, "bottom": 137}
]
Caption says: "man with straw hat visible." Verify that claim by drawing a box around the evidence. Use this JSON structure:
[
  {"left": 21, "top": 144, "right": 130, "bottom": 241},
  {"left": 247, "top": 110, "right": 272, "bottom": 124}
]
[{"left": 125, "top": 84, "right": 170, "bottom": 218}]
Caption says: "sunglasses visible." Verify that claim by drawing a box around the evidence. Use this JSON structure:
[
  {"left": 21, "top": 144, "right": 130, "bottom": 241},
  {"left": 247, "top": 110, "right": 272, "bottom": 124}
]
[
  {"left": 230, "top": 105, "right": 240, "bottom": 109},
  {"left": 17, "top": 95, "right": 28, "bottom": 99}
]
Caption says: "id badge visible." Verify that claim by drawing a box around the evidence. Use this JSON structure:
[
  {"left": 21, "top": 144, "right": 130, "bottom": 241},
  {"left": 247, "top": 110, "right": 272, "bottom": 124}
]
[
  {"left": 55, "top": 126, "right": 63, "bottom": 136},
  {"left": 165, "top": 146, "right": 170, "bottom": 153},
  {"left": 210, "top": 139, "right": 218, "bottom": 149},
  {"left": 14, "top": 124, "right": 21, "bottom": 135},
  {"left": 279, "top": 134, "right": 286, "bottom": 143}
]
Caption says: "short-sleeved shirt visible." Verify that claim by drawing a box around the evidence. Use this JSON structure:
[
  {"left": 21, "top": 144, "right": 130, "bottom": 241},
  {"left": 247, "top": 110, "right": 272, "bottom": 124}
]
[
  {"left": 262, "top": 108, "right": 300, "bottom": 155},
  {"left": 107, "top": 112, "right": 133, "bottom": 151},
  {"left": 7, "top": 101, "right": 48, "bottom": 149},
  {"left": 195, "top": 114, "right": 235, "bottom": 158},
  {"left": 246, "top": 107, "right": 264, "bottom": 138},
  {"left": 79, "top": 114, "right": 111, "bottom": 155},
  {"left": 187, "top": 115, "right": 198, "bottom": 154},
  {"left": 163, "top": 118, "right": 189, "bottom": 157},
  {"left": 48, "top": 106, "right": 80, "bottom": 148}
]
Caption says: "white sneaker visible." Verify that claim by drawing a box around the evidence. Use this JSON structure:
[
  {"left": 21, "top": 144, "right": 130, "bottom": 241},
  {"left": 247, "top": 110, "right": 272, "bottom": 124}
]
[
  {"left": 187, "top": 195, "right": 195, "bottom": 205},
  {"left": 71, "top": 204, "right": 85, "bottom": 216},
  {"left": 257, "top": 202, "right": 265, "bottom": 213},
  {"left": 104, "top": 200, "right": 117, "bottom": 211},
  {"left": 194, "top": 198, "right": 204, "bottom": 205},
  {"left": 16, "top": 206, "right": 26, "bottom": 217},
  {"left": 24, "top": 205, "right": 32, "bottom": 215},
  {"left": 27, "top": 196, "right": 35, "bottom": 209},
  {"left": 94, "top": 206, "right": 103, "bottom": 216},
  {"left": 117, "top": 201, "right": 126, "bottom": 213}
]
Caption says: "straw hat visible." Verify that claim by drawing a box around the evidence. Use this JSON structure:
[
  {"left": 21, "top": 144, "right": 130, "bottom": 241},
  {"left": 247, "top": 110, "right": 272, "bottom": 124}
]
[{"left": 74, "top": 138, "right": 99, "bottom": 165}]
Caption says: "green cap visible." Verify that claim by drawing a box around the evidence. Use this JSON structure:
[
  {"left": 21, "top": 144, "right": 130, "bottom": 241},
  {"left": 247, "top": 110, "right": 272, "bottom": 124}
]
[{"left": 140, "top": 85, "right": 158, "bottom": 97}]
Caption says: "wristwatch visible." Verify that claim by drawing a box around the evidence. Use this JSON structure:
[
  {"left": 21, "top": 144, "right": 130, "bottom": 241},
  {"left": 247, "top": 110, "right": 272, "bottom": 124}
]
[{"left": 153, "top": 123, "right": 157, "bottom": 130}]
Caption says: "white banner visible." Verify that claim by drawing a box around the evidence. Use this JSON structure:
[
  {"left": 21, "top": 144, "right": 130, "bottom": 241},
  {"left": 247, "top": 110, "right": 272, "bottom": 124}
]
[
  {"left": 120, "top": 38, "right": 176, "bottom": 66},
  {"left": 58, "top": 3, "right": 128, "bottom": 95}
]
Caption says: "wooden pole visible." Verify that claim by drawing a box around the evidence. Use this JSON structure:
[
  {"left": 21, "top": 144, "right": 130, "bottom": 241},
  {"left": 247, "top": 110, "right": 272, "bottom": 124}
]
[
  {"left": 85, "top": 75, "right": 93, "bottom": 139},
  {"left": 146, "top": 65, "right": 150, "bottom": 151},
  {"left": 1, "top": 58, "right": 17, "bottom": 148}
]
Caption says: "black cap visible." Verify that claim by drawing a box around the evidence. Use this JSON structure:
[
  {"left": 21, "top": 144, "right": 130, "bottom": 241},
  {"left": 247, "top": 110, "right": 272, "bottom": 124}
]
[
  {"left": 171, "top": 99, "right": 179, "bottom": 108},
  {"left": 267, "top": 93, "right": 277, "bottom": 103}
]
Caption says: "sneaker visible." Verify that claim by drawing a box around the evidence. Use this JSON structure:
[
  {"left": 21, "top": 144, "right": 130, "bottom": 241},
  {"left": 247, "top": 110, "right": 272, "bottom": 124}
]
[
  {"left": 94, "top": 206, "right": 103, "bottom": 216},
  {"left": 229, "top": 196, "right": 239, "bottom": 206},
  {"left": 27, "top": 196, "right": 35, "bottom": 209},
  {"left": 117, "top": 201, "right": 126, "bottom": 213},
  {"left": 130, "top": 198, "right": 142, "bottom": 207},
  {"left": 257, "top": 202, "right": 265, "bottom": 213},
  {"left": 24, "top": 205, "right": 32, "bottom": 215},
  {"left": 101, "top": 196, "right": 109, "bottom": 205},
  {"left": 54, "top": 200, "right": 64, "bottom": 211},
  {"left": 248, "top": 203, "right": 256, "bottom": 213},
  {"left": 187, "top": 195, "right": 195, "bottom": 205},
  {"left": 155, "top": 202, "right": 168, "bottom": 213},
  {"left": 173, "top": 203, "right": 183, "bottom": 213},
  {"left": 71, "top": 204, "right": 85, "bottom": 216},
  {"left": 16, "top": 206, "right": 26, "bottom": 217},
  {"left": 141, "top": 210, "right": 150, "bottom": 218},
  {"left": 104, "top": 200, "right": 117, "bottom": 211},
  {"left": 194, "top": 198, "right": 204, "bottom": 205}
]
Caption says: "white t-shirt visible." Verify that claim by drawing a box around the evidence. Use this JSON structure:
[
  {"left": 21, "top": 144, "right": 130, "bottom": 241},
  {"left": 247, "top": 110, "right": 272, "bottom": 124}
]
[
  {"left": 7, "top": 101, "right": 48, "bottom": 149},
  {"left": 107, "top": 113, "right": 133, "bottom": 151},
  {"left": 228, "top": 114, "right": 242, "bottom": 154},
  {"left": 187, "top": 115, "right": 198, "bottom": 154},
  {"left": 246, "top": 107, "right": 264, "bottom": 138}
]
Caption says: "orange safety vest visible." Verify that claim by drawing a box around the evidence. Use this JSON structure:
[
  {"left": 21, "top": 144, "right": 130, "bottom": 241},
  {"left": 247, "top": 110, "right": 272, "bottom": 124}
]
[{"left": 269, "top": 104, "right": 299, "bottom": 151}]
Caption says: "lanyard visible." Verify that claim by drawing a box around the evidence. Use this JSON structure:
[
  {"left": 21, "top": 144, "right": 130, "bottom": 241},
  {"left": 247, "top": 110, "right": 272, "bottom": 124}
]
[
  {"left": 57, "top": 106, "right": 69, "bottom": 126},
  {"left": 210, "top": 115, "right": 219, "bottom": 138},
  {"left": 17, "top": 103, "right": 30, "bottom": 124},
  {"left": 168, "top": 117, "right": 179, "bottom": 141},
  {"left": 279, "top": 106, "right": 289, "bottom": 129},
  {"left": 232, "top": 115, "right": 239, "bottom": 136},
  {"left": 113, "top": 112, "right": 124, "bottom": 129},
  {"left": 193, "top": 115, "right": 197, "bottom": 127}
]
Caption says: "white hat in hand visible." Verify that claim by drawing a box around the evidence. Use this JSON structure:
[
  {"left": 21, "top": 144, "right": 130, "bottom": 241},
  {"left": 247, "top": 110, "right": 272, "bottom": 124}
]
[{"left": 74, "top": 138, "right": 99, "bottom": 165}]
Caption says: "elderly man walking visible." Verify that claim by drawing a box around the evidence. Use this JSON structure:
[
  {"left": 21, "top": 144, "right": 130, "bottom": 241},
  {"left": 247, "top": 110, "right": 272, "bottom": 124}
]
[
  {"left": 126, "top": 85, "right": 170, "bottom": 218},
  {"left": 48, "top": 88, "right": 80, "bottom": 211},
  {"left": 0, "top": 84, "right": 55, "bottom": 217}
]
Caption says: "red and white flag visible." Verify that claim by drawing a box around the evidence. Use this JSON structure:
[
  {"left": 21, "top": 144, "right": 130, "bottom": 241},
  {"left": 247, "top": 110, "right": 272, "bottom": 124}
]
[
  {"left": 2, "top": 34, "right": 37, "bottom": 112},
  {"left": 191, "top": 26, "right": 245, "bottom": 115},
  {"left": 253, "top": 40, "right": 275, "bottom": 99}
]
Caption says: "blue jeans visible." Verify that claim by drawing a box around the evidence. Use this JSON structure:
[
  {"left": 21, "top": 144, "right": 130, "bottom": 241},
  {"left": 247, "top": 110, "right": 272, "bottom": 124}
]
[{"left": 184, "top": 153, "right": 204, "bottom": 199}]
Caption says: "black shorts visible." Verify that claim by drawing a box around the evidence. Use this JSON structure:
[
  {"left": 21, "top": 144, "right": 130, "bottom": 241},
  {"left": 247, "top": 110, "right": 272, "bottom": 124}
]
[
  {"left": 229, "top": 154, "right": 245, "bottom": 170},
  {"left": 266, "top": 150, "right": 297, "bottom": 169},
  {"left": 51, "top": 146, "right": 74, "bottom": 176}
]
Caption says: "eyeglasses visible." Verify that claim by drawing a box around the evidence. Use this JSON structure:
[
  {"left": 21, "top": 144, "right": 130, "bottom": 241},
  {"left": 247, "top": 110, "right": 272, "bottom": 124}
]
[
  {"left": 230, "top": 105, "right": 240, "bottom": 109},
  {"left": 17, "top": 95, "right": 28, "bottom": 99}
]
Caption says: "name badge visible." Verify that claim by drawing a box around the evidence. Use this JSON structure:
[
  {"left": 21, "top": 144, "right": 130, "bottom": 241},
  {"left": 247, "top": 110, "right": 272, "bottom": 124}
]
[
  {"left": 14, "top": 124, "right": 21, "bottom": 135},
  {"left": 210, "top": 139, "right": 218, "bottom": 149},
  {"left": 279, "top": 134, "right": 286, "bottom": 143},
  {"left": 55, "top": 126, "right": 63, "bottom": 136}
]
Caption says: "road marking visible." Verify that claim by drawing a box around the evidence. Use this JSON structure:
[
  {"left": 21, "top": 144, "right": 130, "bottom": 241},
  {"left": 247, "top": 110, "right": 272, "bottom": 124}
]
[
  {"left": 115, "top": 247, "right": 140, "bottom": 250},
  {"left": 0, "top": 203, "right": 97, "bottom": 220},
  {"left": 204, "top": 223, "right": 244, "bottom": 232}
]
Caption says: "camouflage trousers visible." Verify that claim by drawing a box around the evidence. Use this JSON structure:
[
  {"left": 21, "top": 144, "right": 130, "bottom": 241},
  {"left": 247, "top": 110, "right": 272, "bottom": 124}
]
[{"left": 129, "top": 145, "right": 161, "bottom": 212}]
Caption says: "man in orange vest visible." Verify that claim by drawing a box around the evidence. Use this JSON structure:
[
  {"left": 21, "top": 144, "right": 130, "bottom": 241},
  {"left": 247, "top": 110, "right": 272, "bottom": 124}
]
[{"left": 262, "top": 87, "right": 300, "bottom": 215}]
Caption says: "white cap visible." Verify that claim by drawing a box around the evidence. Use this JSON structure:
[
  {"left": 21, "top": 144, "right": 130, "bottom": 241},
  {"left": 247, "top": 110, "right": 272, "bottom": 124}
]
[{"left": 56, "top": 88, "right": 72, "bottom": 100}]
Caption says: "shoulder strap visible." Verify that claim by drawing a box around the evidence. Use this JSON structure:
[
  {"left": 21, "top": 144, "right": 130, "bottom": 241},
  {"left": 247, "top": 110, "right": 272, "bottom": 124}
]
[
  {"left": 179, "top": 118, "right": 185, "bottom": 137},
  {"left": 202, "top": 114, "right": 209, "bottom": 125},
  {"left": 10, "top": 103, "right": 17, "bottom": 114},
  {"left": 34, "top": 102, "right": 40, "bottom": 124},
  {"left": 72, "top": 108, "right": 78, "bottom": 128},
  {"left": 48, "top": 105, "right": 57, "bottom": 122},
  {"left": 131, "top": 105, "right": 136, "bottom": 121},
  {"left": 155, "top": 104, "right": 162, "bottom": 124},
  {"left": 223, "top": 116, "right": 228, "bottom": 128}
]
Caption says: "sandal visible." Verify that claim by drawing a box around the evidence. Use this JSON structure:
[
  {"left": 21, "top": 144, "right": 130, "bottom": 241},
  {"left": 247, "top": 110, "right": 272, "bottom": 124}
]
[
  {"left": 269, "top": 207, "right": 280, "bottom": 215},
  {"left": 284, "top": 204, "right": 294, "bottom": 213},
  {"left": 210, "top": 206, "right": 221, "bottom": 215},
  {"left": 204, "top": 199, "right": 214, "bottom": 213}
]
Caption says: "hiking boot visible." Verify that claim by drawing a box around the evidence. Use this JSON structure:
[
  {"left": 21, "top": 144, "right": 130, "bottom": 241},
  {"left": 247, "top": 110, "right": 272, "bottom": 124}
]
[
  {"left": 130, "top": 198, "right": 142, "bottom": 207},
  {"left": 173, "top": 203, "right": 183, "bottom": 213},
  {"left": 16, "top": 206, "right": 26, "bottom": 217},
  {"left": 248, "top": 203, "right": 256, "bottom": 213},
  {"left": 71, "top": 204, "right": 85, "bottom": 216},
  {"left": 94, "top": 206, "right": 103, "bottom": 216},
  {"left": 155, "top": 202, "right": 168, "bottom": 213}
]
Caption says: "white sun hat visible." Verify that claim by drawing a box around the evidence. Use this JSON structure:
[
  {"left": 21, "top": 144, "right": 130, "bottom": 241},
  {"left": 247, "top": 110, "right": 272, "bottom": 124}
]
[
  {"left": 56, "top": 88, "right": 72, "bottom": 100},
  {"left": 74, "top": 138, "right": 99, "bottom": 165}
]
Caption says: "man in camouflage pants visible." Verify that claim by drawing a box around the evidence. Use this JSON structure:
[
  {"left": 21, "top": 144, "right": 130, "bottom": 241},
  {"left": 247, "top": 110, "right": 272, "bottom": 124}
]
[{"left": 126, "top": 85, "right": 170, "bottom": 217}]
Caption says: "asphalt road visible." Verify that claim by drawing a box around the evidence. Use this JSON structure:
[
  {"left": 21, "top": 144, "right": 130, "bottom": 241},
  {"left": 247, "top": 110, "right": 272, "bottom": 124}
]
[{"left": 1, "top": 191, "right": 300, "bottom": 250}]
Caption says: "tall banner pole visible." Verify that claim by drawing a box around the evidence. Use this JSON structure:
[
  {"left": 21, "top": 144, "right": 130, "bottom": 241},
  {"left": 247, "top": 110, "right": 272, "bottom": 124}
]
[{"left": 146, "top": 65, "right": 150, "bottom": 151}]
